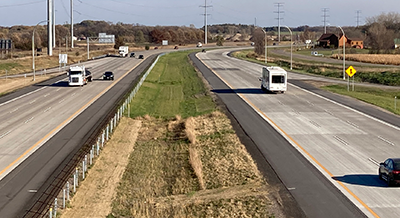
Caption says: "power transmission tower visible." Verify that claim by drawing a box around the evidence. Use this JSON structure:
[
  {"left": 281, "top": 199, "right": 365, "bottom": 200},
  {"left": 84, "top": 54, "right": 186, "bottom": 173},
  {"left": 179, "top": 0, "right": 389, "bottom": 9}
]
[
  {"left": 322, "top": 8, "right": 329, "bottom": 34},
  {"left": 274, "top": 2, "right": 284, "bottom": 42},
  {"left": 200, "top": 0, "right": 212, "bottom": 44},
  {"left": 356, "top": 10, "right": 362, "bottom": 27}
]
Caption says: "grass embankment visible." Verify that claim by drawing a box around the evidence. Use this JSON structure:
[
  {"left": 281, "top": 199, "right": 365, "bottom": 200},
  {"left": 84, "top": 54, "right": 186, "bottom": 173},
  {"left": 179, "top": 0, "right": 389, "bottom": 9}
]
[
  {"left": 0, "top": 45, "right": 115, "bottom": 77},
  {"left": 108, "top": 51, "right": 279, "bottom": 217},
  {"left": 322, "top": 85, "right": 400, "bottom": 115}
]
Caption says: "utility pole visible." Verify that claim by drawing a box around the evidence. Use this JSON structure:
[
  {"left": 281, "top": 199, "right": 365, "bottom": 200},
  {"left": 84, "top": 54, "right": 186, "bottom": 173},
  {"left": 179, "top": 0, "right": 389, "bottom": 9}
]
[
  {"left": 71, "top": 0, "right": 74, "bottom": 48},
  {"left": 322, "top": 8, "right": 329, "bottom": 34},
  {"left": 356, "top": 10, "right": 362, "bottom": 27},
  {"left": 274, "top": 3, "right": 284, "bottom": 42},
  {"left": 53, "top": 0, "right": 55, "bottom": 48},
  {"left": 200, "top": 0, "right": 212, "bottom": 44},
  {"left": 47, "top": 0, "right": 53, "bottom": 56}
]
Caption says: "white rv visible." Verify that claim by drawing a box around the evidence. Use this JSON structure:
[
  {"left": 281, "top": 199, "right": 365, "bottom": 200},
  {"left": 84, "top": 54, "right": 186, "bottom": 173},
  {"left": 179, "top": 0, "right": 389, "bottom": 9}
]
[{"left": 260, "top": 66, "right": 287, "bottom": 93}]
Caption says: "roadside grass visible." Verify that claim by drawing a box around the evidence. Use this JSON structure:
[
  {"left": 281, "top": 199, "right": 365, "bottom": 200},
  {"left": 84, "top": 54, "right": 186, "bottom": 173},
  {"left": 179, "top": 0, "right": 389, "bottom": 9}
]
[
  {"left": 0, "top": 62, "right": 22, "bottom": 72},
  {"left": 322, "top": 84, "right": 400, "bottom": 115},
  {"left": 129, "top": 51, "right": 215, "bottom": 118},
  {"left": 110, "top": 50, "right": 282, "bottom": 217}
]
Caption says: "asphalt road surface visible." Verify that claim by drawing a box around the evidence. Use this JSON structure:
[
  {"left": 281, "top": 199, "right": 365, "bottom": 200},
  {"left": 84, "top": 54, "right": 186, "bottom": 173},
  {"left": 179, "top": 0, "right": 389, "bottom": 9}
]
[
  {"left": 192, "top": 48, "right": 400, "bottom": 218},
  {"left": 0, "top": 49, "right": 164, "bottom": 217}
]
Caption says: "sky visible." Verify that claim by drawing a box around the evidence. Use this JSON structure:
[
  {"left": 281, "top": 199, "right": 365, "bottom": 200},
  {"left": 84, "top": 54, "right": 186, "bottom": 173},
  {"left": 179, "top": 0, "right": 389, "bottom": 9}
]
[{"left": 0, "top": 0, "right": 399, "bottom": 28}]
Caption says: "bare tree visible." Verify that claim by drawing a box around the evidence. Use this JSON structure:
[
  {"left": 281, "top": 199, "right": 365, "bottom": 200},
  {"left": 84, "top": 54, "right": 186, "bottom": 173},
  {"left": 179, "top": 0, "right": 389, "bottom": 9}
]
[
  {"left": 368, "top": 23, "right": 394, "bottom": 52},
  {"left": 253, "top": 28, "right": 265, "bottom": 55}
]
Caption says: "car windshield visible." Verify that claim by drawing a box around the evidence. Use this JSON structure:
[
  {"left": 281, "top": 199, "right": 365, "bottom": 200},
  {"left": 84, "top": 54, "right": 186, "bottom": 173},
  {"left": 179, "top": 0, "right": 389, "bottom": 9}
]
[
  {"left": 104, "top": 72, "right": 113, "bottom": 75},
  {"left": 393, "top": 160, "right": 400, "bottom": 170}
]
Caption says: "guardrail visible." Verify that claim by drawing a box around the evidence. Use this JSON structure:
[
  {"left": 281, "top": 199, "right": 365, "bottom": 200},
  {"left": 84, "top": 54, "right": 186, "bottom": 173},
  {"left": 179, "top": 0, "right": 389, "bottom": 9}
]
[{"left": 24, "top": 53, "right": 164, "bottom": 217}]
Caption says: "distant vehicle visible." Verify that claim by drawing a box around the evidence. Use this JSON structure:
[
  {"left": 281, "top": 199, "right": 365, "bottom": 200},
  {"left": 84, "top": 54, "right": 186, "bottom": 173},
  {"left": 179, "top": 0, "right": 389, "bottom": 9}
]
[
  {"left": 379, "top": 158, "right": 400, "bottom": 186},
  {"left": 197, "top": 42, "right": 202, "bottom": 47},
  {"left": 202, "top": 49, "right": 206, "bottom": 53},
  {"left": 154, "top": 46, "right": 158, "bottom": 49},
  {"left": 68, "top": 66, "right": 92, "bottom": 86},
  {"left": 103, "top": 71, "right": 114, "bottom": 80},
  {"left": 130, "top": 52, "right": 135, "bottom": 57},
  {"left": 119, "top": 46, "right": 129, "bottom": 57},
  {"left": 259, "top": 66, "right": 287, "bottom": 93},
  {"left": 251, "top": 42, "right": 255, "bottom": 46},
  {"left": 138, "top": 54, "right": 144, "bottom": 59},
  {"left": 174, "top": 46, "right": 179, "bottom": 49}
]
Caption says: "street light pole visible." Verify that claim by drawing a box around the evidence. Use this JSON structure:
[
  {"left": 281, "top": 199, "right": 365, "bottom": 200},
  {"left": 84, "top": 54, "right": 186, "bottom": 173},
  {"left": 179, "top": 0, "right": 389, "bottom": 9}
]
[
  {"left": 260, "top": 28, "right": 267, "bottom": 65},
  {"left": 32, "top": 20, "right": 48, "bottom": 81},
  {"left": 282, "top": 25, "right": 293, "bottom": 70},
  {"left": 338, "top": 26, "right": 346, "bottom": 80}
]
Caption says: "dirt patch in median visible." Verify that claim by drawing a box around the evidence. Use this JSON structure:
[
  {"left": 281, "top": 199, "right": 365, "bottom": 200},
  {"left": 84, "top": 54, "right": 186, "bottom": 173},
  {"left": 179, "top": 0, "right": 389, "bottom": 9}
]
[{"left": 61, "top": 117, "right": 142, "bottom": 218}]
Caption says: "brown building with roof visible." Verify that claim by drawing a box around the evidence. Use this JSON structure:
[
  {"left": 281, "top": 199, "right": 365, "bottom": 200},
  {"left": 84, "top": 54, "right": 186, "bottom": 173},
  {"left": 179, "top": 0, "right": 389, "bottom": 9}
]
[
  {"left": 339, "top": 35, "right": 363, "bottom": 49},
  {"left": 317, "top": 33, "right": 339, "bottom": 48}
]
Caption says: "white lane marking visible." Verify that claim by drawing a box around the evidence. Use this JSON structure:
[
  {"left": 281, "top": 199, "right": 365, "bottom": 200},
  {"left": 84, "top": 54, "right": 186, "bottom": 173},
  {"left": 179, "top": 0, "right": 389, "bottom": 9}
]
[
  {"left": 309, "top": 120, "right": 321, "bottom": 128},
  {"left": 0, "top": 77, "right": 66, "bottom": 107},
  {"left": 278, "top": 100, "right": 284, "bottom": 105},
  {"left": 287, "top": 187, "right": 296, "bottom": 190},
  {"left": 324, "top": 109, "right": 334, "bottom": 116},
  {"left": 56, "top": 88, "right": 61, "bottom": 92},
  {"left": 378, "top": 136, "right": 395, "bottom": 146},
  {"left": 368, "top": 158, "right": 380, "bottom": 166},
  {"left": 290, "top": 83, "right": 400, "bottom": 131},
  {"left": 346, "top": 120, "right": 359, "bottom": 128},
  {"left": 29, "top": 99, "right": 37, "bottom": 104},
  {"left": 24, "top": 117, "right": 34, "bottom": 124},
  {"left": 0, "top": 131, "right": 11, "bottom": 139},
  {"left": 59, "top": 98, "right": 65, "bottom": 104},
  {"left": 71, "top": 92, "right": 76, "bottom": 97},
  {"left": 291, "top": 109, "right": 300, "bottom": 115},
  {"left": 44, "top": 107, "right": 52, "bottom": 112},
  {"left": 9, "top": 107, "right": 19, "bottom": 113},
  {"left": 333, "top": 135, "right": 349, "bottom": 146},
  {"left": 44, "top": 93, "right": 50, "bottom": 97},
  {"left": 28, "top": 189, "right": 37, "bottom": 193}
]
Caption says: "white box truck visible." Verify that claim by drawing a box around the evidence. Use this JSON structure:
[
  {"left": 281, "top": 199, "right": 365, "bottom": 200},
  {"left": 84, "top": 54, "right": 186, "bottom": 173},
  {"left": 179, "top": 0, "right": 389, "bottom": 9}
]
[
  {"left": 260, "top": 66, "right": 287, "bottom": 93},
  {"left": 68, "top": 66, "right": 92, "bottom": 86},
  {"left": 119, "top": 46, "right": 129, "bottom": 57}
]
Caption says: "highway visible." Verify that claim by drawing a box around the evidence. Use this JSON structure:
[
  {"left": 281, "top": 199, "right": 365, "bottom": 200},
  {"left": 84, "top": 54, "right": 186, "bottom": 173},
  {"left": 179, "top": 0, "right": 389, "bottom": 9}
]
[
  {"left": 193, "top": 48, "right": 400, "bottom": 218},
  {"left": 0, "top": 50, "right": 162, "bottom": 217}
]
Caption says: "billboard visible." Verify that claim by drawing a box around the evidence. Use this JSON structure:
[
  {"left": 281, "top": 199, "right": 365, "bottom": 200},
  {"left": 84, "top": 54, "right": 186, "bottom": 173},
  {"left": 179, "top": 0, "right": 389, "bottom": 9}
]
[{"left": 98, "top": 33, "right": 115, "bottom": 44}]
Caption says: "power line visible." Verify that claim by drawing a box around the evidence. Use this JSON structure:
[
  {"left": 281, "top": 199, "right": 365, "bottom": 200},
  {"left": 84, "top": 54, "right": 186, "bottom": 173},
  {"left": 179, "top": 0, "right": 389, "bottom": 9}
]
[
  {"left": 200, "top": 0, "right": 212, "bottom": 44},
  {"left": 0, "top": 1, "right": 42, "bottom": 8},
  {"left": 274, "top": 2, "right": 284, "bottom": 42},
  {"left": 109, "top": 0, "right": 197, "bottom": 9},
  {"left": 322, "top": 8, "right": 329, "bottom": 34}
]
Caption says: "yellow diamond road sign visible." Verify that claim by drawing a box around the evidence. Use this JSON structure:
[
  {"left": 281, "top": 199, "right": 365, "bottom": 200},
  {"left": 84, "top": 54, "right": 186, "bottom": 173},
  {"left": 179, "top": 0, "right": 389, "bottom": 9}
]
[{"left": 346, "top": 66, "right": 356, "bottom": 77}]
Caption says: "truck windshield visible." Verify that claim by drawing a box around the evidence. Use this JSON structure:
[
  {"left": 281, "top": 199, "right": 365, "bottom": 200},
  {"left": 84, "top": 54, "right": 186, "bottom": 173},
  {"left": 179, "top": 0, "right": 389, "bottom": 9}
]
[
  {"left": 70, "top": 71, "right": 82, "bottom": 75},
  {"left": 271, "top": 75, "right": 285, "bottom": 83}
]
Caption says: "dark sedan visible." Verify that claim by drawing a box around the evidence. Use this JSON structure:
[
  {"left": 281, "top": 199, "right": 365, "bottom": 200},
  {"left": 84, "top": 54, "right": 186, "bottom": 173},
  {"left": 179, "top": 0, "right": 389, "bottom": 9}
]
[
  {"left": 379, "top": 158, "right": 400, "bottom": 186},
  {"left": 103, "top": 71, "right": 114, "bottom": 80}
]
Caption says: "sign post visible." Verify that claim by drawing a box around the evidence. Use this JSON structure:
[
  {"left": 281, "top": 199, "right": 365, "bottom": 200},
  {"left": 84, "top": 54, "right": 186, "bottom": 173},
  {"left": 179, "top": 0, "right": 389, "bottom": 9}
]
[{"left": 345, "top": 66, "right": 357, "bottom": 91}]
